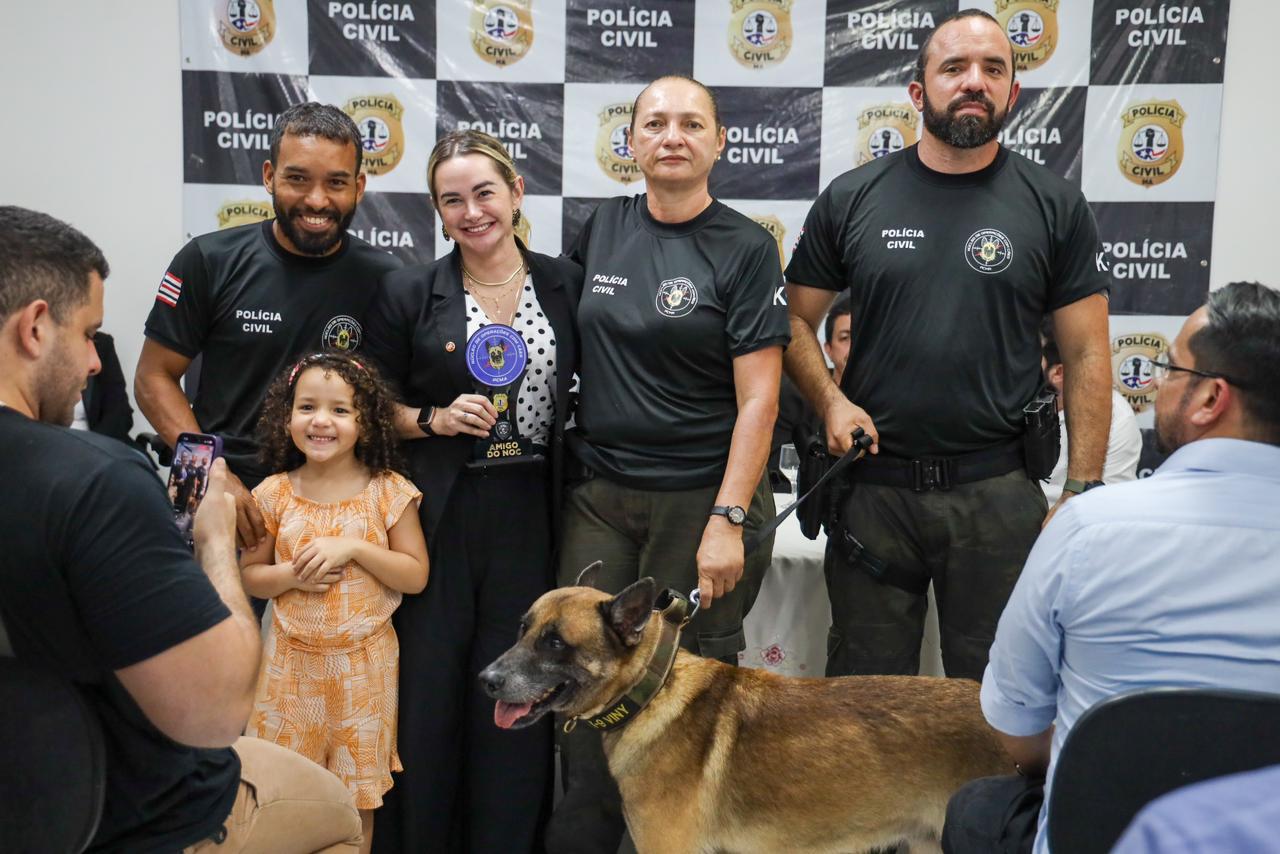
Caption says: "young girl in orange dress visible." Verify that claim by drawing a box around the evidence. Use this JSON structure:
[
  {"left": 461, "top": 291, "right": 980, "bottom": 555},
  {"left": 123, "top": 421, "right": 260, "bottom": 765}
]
[{"left": 240, "top": 351, "right": 429, "bottom": 854}]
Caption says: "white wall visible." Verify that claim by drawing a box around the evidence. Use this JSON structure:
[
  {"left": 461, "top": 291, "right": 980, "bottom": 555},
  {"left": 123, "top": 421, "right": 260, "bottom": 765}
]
[{"left": 1, "top": 0, "right": 1276, "bottom": 433}]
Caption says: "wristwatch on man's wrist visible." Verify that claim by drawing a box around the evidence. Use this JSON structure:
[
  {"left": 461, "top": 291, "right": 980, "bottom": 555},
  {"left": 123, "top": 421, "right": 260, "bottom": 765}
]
[
  {"left": 1062, "top": 478, "right": 1105, "bottom": 495},
  {"left": 709, "top": 505, "right": 747, "bottom": 526}
]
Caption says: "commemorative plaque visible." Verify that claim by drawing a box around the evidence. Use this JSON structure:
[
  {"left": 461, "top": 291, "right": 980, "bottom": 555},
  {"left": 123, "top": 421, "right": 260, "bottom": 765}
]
[{"left": 465, "top": 324, "right": 537, "bottom": 463}]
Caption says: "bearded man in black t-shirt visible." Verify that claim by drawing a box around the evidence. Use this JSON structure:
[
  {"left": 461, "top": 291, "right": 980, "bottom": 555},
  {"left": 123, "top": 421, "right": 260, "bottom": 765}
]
[
  {"left": 0, "top": 207, "right": 361, "bottom": 852},
  {"left": 135, "top": 102, "right": 401, "bottom": 551},
  {"left": 785, "top": 10, "right": 1112, "bottom": 682}
]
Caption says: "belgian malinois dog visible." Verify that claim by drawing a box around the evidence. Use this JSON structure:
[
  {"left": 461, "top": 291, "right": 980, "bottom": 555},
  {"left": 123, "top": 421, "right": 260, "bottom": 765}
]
[{"left": 480, "top": 564, "right": 1012, "bottom": 853}]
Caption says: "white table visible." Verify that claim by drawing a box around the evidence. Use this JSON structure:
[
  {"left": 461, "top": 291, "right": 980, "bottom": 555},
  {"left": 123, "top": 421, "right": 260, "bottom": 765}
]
[{"left": 741, "top": 495, "right": 944, "bottom": 678}]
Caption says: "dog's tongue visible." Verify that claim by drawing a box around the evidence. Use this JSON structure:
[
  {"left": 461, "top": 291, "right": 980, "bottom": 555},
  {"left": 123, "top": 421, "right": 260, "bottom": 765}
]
[{"left": 494, "top": 700, "right": 533, "bottom": 730}]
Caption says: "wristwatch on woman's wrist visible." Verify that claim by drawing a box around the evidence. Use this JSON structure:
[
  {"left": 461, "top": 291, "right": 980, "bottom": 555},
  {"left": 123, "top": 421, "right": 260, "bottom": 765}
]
[
  {"left": 417, "top": 406, "right": 437, "bottom": 437},
  {"left": 709, "top": 505, "right": 747, "bottom": 526}
]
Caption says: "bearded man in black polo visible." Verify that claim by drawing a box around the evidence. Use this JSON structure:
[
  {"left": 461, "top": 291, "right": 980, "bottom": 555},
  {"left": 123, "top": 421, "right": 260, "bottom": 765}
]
[
  {"left": 785, "top": 10, "right": 1112, "bottom": 681},
  {"left": 135, "top": 102, "right": 401, "bottom": 550}
]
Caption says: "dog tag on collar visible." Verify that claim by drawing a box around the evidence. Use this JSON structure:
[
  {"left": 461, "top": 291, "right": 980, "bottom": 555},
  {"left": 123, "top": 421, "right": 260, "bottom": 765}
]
[{"left": 465, "top": 324, "right": 528, "bottom": 387}]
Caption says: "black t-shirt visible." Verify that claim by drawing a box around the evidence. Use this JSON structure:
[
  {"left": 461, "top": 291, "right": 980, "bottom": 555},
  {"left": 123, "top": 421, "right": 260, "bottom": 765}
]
[
  {"left": 786, "top": 145, "right": 1109, "bottom": 458},
  {"left": 144, "top": 221, "right": 402, "bottom": 483},
  {"left": 569, "top": 195, "right": 790, "bottom": 490},
  {"left": 0, "top": 409, "right": 239, "bottom": 853}
]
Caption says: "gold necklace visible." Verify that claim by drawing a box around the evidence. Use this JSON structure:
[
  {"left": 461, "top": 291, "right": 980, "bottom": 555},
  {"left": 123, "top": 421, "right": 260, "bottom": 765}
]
[
  {"left": 461, "top": 260, "right": 524, "bottom": 288},
  {"left": 465, "top": 268, "right": 524, "bottom": 326}
]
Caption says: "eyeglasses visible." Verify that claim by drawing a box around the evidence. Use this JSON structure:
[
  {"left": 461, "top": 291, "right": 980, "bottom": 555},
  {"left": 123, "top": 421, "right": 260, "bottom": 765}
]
[{"left": 1149, "top": 356, "right": 1246, "bottom": 388}]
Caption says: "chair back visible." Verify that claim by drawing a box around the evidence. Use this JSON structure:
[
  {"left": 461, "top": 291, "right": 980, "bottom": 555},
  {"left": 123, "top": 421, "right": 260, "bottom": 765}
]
[
  {"left": 1048, "top": 686, "right": 1280, "bottom": 853},
  {"left": 0, "top": 640, "right": 107, "bottom": 852}
]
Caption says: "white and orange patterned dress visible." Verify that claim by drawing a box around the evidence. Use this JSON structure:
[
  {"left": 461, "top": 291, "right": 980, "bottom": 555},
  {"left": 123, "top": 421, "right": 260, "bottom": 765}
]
[{"left": 248, "top": 470, "right": 421, "bottom": 809}]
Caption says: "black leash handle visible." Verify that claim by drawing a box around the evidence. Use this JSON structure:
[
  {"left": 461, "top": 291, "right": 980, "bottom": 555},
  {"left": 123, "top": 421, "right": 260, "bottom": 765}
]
[{"left": 744, "top": 427, "right": 874, "bottom": 556}]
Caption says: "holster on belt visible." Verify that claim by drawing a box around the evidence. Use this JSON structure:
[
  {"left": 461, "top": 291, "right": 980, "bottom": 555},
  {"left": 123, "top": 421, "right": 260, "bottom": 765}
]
[{"left": 835, "top": 523, "right": 930, "bottom": 597}]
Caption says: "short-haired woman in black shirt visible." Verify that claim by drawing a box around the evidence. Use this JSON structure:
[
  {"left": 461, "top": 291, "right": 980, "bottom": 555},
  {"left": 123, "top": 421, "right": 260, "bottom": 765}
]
[
  {"left": 548, "top": 75, "right": 790, "bottom": 852},
  {"left": 361, "top": 130, "right": 580, "bottom": 854}
]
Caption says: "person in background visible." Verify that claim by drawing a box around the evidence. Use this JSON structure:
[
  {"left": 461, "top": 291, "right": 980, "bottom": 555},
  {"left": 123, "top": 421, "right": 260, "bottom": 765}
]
[
  {"left": 70, "top": 330, "right": 134, "bottom": 443},
  {"left": 823, "top": 293, "right": 852, "bottom": 387},
  {"left": 1040, "top": 316, "right": 1140, "bottom": 503},
  {"left": 769, "top": 294, "right": 848, "bottom": 490}
]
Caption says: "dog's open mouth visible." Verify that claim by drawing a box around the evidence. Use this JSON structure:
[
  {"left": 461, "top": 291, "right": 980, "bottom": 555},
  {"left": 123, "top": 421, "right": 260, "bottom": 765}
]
[{"left": 494, "top": 681, "right": 570, "bottom": 730}]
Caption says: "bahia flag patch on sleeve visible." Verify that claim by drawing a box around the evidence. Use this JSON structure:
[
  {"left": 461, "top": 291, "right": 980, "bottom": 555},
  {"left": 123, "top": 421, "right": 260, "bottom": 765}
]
[{"left": 156, "top": 272, "right": 183, "bottom": 307}]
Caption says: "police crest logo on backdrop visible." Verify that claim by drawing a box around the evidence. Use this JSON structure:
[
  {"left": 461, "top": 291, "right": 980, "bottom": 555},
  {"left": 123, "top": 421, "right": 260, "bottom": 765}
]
[
  {"left": 597, "top": 103, "right": 639, "bottom": 185},
  {"left": 856, "top": 103, "right": 918, "bottom": 166},
  {"left": 1118, "top": 99, "right": 1187, "bottom": 188},
  {"left": 344, "top": 94, "right": 406, "bottom": 176},
  {"left": 219, "top": 0, "right": 276, "bottom": 56},
  {"left": 749, "top": 214, "right": 788, "bottom": 268},
  {"left": 217, "top": 199, "right": 273, "bottom": 230},
  {"left": 729, "top": 0, "right": 793, "bottom": 70},
  {"left": 1112, "top": 332, "right": 1168, "bottom": 414},
  {"left": 471, "top": 0, "right": 534, "bottom": 67},
  {"left": 995, "top": 0, "right": 1058, "bottom": 70}
]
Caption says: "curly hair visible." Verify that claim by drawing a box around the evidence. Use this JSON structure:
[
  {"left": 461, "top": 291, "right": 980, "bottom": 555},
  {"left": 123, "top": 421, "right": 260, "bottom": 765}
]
[{"left": 256, "top": 350, "right": 406, "bottom": 476}]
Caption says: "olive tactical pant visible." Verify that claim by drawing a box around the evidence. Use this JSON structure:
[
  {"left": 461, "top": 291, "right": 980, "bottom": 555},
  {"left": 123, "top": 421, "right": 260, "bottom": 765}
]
[{"left": 825, "top": 469, "right": 1048, "bottom": 681}]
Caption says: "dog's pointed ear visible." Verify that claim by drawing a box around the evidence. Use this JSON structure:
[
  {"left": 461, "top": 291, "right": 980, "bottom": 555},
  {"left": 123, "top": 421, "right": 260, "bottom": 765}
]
[
  {"left": 575, "top": 560, "right": 604, "bottom": 590},
  {"left": 601, "top": 578, "right": 658, "bottom": 647}
]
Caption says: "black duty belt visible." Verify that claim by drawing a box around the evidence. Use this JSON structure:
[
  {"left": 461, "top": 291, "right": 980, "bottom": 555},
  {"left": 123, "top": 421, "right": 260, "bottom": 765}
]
[{"left": 847, "top": 439, "right": 1025, "bottom": 492}]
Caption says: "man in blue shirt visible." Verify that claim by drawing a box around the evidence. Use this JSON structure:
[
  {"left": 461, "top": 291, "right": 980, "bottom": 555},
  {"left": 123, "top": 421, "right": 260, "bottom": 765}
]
[
  {"left": 1112, "top": 764, "right": 1280, "bottom": 853},
  {"left": 941, "top": 281, "right": 1280, "bottom": 854}
]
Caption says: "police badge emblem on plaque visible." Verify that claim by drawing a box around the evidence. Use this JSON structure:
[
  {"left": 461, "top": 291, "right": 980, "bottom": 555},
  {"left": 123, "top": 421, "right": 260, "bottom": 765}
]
[{"left": 465, "top": 324, "right": 536, "bottom": 462}]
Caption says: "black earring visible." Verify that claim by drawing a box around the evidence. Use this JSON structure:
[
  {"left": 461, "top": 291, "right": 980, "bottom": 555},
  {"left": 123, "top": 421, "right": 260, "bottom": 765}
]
[
  {"left": 442, "top": 224, "right": 451, "bottom": 241},
  {"left": 512, "top": 209, "right": 522, "bottom": 227}
]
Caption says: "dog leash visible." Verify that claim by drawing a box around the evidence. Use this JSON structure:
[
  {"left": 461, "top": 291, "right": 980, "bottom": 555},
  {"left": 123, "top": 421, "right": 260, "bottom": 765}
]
[{"left": 743, "top": 427, "right": 874, "bottom": 556}]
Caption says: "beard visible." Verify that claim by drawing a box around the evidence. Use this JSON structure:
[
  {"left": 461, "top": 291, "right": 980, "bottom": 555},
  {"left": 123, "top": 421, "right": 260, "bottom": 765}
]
[
  {"left": 1153, "top": 383, "right": 1197, "bottom": 454},
  {"left": 921, "top": 88, "right": 1010, "bottom": 149},
  {"left": 271, "top": 194, "right": 357, "bottom": 256},
  {"left": 36, "top": 334, "right": 86, "bottom": 427}
]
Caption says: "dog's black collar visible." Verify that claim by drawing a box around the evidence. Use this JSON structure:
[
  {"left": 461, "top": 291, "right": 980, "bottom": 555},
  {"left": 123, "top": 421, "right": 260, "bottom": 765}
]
[{"left": 565, "top": 589, "right": 690, "bottom": 734}]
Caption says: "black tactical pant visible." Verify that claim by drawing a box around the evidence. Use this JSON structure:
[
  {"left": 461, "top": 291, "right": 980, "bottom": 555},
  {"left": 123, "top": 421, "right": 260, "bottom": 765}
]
[
  {"left": 942, "top": 774, "right": 1043, "bottom": 854},
  {"left": 546, "top": 474, "right": 775, "bottom": 854},
  {"left": 825, "top": 469, "right": 1047, "bottom": 681}
]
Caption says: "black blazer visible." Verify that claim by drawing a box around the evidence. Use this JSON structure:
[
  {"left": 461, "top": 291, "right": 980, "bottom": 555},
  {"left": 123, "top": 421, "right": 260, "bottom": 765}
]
[
  {"left": 84, "top": 332, "right": 134, "bottom": 444},
  {"left": 362, "top": 243, "right": 581, "bottom": 549}
]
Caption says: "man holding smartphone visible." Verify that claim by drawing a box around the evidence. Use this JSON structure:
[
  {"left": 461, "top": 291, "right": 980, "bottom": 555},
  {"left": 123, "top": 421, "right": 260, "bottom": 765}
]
[
  {"left": 135, "top": 102, "right": 401, "bottom": 549},
  {"left": 0, "top": 206, "right": 363, "bottom": 851}
]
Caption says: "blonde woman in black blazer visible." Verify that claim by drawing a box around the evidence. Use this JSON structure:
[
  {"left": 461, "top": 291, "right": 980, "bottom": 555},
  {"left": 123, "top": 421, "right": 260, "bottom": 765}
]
[{"left": 362, "top": 130, "right": 579, "bottom": 854}]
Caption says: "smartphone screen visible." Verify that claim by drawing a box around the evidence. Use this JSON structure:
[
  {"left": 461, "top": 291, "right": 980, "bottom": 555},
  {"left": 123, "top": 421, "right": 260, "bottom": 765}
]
[{"left": 167, "top": 432, "right": 223, "bottom": 547}]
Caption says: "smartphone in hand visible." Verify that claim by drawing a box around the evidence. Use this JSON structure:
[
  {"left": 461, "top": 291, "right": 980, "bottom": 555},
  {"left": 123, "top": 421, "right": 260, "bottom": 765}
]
[{"left": 167, "top": 432, "right": 223, "bottom": 547}]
